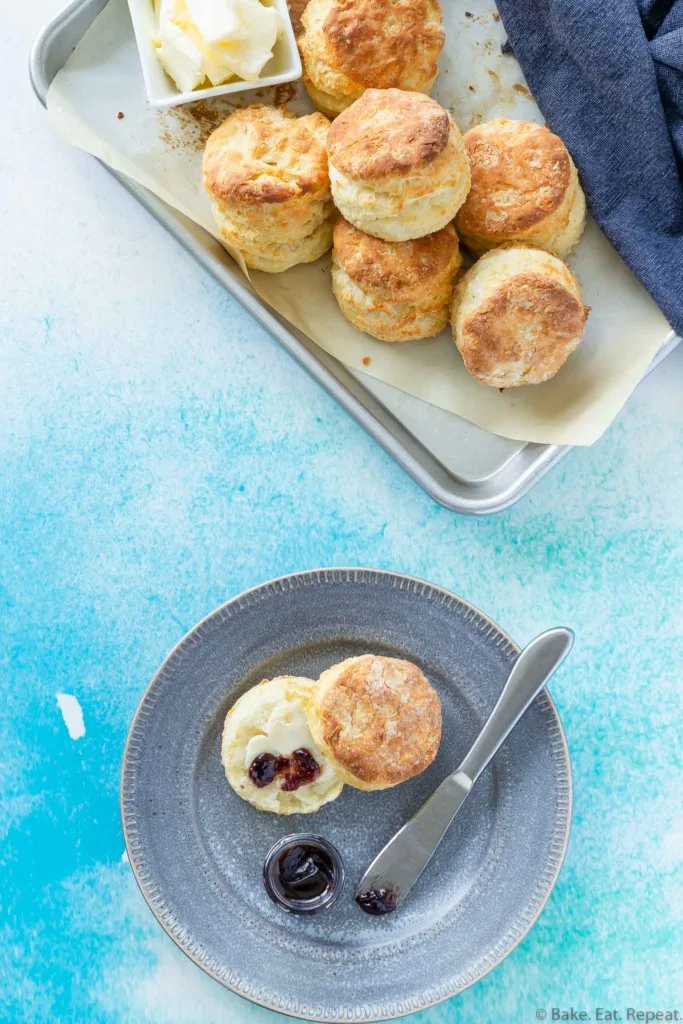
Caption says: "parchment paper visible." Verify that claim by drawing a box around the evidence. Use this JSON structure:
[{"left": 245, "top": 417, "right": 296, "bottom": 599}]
[{"left": 46, "top": 0, "right": 674, "bottom": 445}]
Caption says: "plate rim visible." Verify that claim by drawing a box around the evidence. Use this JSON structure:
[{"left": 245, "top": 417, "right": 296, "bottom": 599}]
[{"left": 120, "top": 567, "right": 573, "bottom": 1021}]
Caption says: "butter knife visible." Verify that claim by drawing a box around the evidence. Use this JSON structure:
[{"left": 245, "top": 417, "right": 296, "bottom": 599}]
[{"left": 355, "top": 627, "right": 574, "bottom": 914}]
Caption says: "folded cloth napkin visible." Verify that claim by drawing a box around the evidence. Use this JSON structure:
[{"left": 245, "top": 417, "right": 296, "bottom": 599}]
[{"left": 495, "top": 0, "right": 683, "bottom": 337}]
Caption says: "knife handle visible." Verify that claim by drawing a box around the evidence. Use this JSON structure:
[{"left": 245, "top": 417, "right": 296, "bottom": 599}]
[{"left": 459, "top": 627, "right": 573, "bottom": 783}]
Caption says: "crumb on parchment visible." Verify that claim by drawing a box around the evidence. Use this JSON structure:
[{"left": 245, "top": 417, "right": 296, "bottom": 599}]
[
  {"left": 361, "top": 357, "right": 371, "bottom": 367},
  {"left": 156, "top": 83, "right": 298, "bottom": 153},
  {"left": 287, "top": 0, "right": 308, "bottom": 36}
]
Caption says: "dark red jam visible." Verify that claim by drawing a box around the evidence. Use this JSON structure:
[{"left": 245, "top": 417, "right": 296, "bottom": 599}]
[
  {"left": 277, "top": 844, "right": 335, "bottom": 901},
  {"left": 248, "top": 748, "right": 321, "bottom": 791},
  {"left": 264, "top": 834, "right": 344, "bottom": 914},
  {"left": 248, "top": 752, "right": 280, "bottom": 787},
  {"left": 280, "top": 748, "right": 321, "bottom": 790},
  {"left": 355, "top": 887, "right": 398, "bottom": 915}
]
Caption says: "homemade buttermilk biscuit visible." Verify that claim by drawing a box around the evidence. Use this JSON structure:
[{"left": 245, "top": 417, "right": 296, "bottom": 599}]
[
  {"left": 327, "top": 89, "right": 471, "bottom": 241},
  {"left": 455, "top": 119, "right": 586, "bottom": 258},
  {"left": 221, "top": 676, "right": 343, "bottom": 814},
  {"left": 451, "top": 245, "right": 589, "bottom": 387},
  {"left": 307, "top": 655, "right": 442, "bottom": 790},
  {"left": 202, "top": 105, "right": 334, "bottom": 273},
  {"left": 332, "top": 218, "right": 462, "bottom": 341},
  {"left": 298, "top": 0, "right": 445, "bottom": 119}
]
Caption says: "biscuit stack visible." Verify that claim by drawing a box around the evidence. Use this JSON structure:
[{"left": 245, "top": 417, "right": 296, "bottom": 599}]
[
  {"left": 202, "top": 104, "right": 334, "bottom": 273},
  {"left": 450, "top": 118, "right": 589, "bottom": 386},
  {"left": 455, "top": 119, "right": 586, "bottom": 259},
  {"left": 326, "top": 89, "right": 470, "bottom": 241},
  {"left": 202, "top": 0, "right": 592, "bottom": 386},
  {"left": 298, "top": 0, "right": 445, "bottom": 118},
  {"left": 326, "top": 88, "right": 471, "bottom": 341},
  {"left": 452, "top": 246, "right": 589, "bottom": 388},
  {"left": 332, "top": 219, "right": 462, "bottom": 342}
]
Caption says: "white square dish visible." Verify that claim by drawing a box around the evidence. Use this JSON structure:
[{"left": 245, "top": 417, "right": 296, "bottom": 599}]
[{"left": 125, "top": 0, "right": 301, "bottom": 108}]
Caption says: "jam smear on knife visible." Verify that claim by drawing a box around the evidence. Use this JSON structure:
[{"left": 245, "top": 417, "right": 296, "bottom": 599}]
[{"left": 355, "top": 887, "right": 399, "bottom": 915}]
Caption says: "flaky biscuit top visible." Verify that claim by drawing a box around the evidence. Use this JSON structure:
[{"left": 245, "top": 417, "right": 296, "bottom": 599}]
[
  {"left": 308, "top": 655, "right": 442, "bottom": 789},
  {"left": 299, "top": 0, "right": 444, "bottom": 93},
  {"left": 456, "top": 119, "right": 572, "bottom": 237},
  {"left": 452, "top": 245, "right": 589, "bottom": 387},
  {"left": 203, "top": 104, "right": 331, "bottom": 206},
  {"left": 327, "top": 89, "right": 452, "bottom": 180},
  {"left": 333, "top": 218, "right": 460, "bottom": 300}
]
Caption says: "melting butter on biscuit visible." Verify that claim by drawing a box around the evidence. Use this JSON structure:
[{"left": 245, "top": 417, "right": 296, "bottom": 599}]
[{"left": 222, "top": 675, "right": 344, "bottom": 814}]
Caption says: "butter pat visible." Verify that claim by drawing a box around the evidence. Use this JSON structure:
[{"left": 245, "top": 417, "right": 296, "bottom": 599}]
[
  {"left": 153, "top": 0, "right": 280, "bottom": 91},
  {"left": 155, "top": 0, "right": 204, "bottom": 92},
  {"left": 244, "top": 701, "right": 320, "bottom": 767}
]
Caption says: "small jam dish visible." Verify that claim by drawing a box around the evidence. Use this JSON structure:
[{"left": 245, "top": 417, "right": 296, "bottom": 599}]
[
  {"left": 263, "top": 834, "right": 345, "bottom": 915},
  {"left": 125, "top": 0, "right": 302, "bottom": 109}
]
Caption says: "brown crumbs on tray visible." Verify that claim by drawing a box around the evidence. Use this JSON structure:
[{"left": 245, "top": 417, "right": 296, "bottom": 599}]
[
  {"left": 117, "top": 111, "right": 124, "bottom": 119},
  {"left": 468, "top": 85, "right": 475, "bottom": 92},
  {"left": 513, "top": 83, "right": 531, "bottom": 97},
  {"left": 464, "top": 10, "right": 473, "bottom": 16},
  {"left": 361, "top": 357, "right": 371, "bottom": 367},
  {"left": 492, "top": 10, "right": 500, "bottom": 20},
  {"left": 157, "top": 85, "right": 302, "bottom": 153},
  {"left": 157, "top": 99, "right": 239, "bottom": 152},
  {"left": 287, "top": 0, "right": 309, "bottom": 36},
  {"left": 273, "top": 82, "right": 298, "bottom": 107}
]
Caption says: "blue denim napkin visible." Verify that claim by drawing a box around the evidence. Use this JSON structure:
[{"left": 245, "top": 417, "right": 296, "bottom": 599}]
[{"left": 494, "top": 0, "right": 683, "bottom": 336}]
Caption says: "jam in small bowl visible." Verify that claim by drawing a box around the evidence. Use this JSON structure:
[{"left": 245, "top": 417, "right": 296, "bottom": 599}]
[{"left": 263, "top": 834, "right": 344, "bottom": 915}]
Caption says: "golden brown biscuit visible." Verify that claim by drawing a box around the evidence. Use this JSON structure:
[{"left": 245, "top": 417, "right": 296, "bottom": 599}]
[
  {"left": 332, "top": 218, "right": 462, "bottom": 341},
  {"left": 307, "top": 655, "right": 442, "bottom": 790},
  {"left": 202, "top": 105, "right": 334, "bottom": 272},
  {"left": 455, "top": 119, "right": 586, "bottom": 258},
  {"left": 208, "top": 210, "right": 334, "bottom": 273},
  {"left": 327, "top": 89, "right": 471, "bottom": 240},
  {"left": 451, "top": 245, "right": 589, "bottom": 387},
  {"left": 298, "top": 0, "right": 445, "bottom": 118}
]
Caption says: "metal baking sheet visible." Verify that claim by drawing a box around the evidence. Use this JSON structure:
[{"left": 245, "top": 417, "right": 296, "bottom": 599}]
[{"left": 30, "top": 0, "right": 681, "bottom": 514}]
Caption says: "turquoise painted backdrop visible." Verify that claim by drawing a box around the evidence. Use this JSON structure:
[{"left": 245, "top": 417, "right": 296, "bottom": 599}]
[{"left": 3, "top": 3, "right": 683, "bottom": 1020}]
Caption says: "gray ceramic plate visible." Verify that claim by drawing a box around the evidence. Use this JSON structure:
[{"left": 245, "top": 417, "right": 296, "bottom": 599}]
[{"left": 121, "top": 569, "right": 572, "bottom": 1021}]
